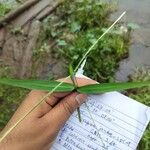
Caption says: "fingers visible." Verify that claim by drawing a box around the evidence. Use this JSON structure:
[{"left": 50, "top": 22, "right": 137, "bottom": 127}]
[
  {"left": 30, "top": 77, "right": 96, "bottom": 117},
  {"left": 45, "top": 92, "right": 69, "bottom": 107},
  {"left": 10, "top": 90, "right": 70, "bottom": 120},
  {"left": 43, "top": 92, "right": 87, "bottom": 130},
  {"left": 42, "top": 77, "right": 96, "bottom": 117},
  {"left": 28, "top": 91, "right": 70, "bottom": 117},
  {"left": 7, "top": 77, "right": 95, "bottom": 128},
  {"left": 21, "top": 77, "right": 95, "bottom": 117},
  {"left": 57, "top": 76, "right": 97, "bottom": 87}
]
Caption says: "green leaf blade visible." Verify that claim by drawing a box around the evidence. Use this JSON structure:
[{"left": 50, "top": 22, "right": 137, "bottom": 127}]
[
  {"left": 77, "top": 81, "right": 150, "bottom": 94},
  {"left": 0, "top": 78, "right": 74, "bottom": 92}
]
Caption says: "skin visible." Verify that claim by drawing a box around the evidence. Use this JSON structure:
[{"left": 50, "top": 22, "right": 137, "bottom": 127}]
[{"left": 0, "top": 77, "right": 96, "bottom": 150}]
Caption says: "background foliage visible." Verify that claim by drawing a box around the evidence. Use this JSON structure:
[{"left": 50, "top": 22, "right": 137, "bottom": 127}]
[{"left": 37, "top": 0, "right": 129, "bottom": 82}]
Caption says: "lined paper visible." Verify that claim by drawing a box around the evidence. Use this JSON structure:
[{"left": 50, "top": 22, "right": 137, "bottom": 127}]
[{"left": 50, "top": 92, "right": 150, "bottom": 150}]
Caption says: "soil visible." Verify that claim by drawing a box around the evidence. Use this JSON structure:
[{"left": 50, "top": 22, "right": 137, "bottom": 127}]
[{"left": 0, "top": 0, "right": 67, "bottom": 79}]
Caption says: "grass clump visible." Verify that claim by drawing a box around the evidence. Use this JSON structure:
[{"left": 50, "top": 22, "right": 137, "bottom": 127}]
[
  {"left": 35, "top": 0, "right": 130, "bottom": 82},
  {"left": 127, "top": 68, "right": 150, "bottom": 150},
  {"left": 59, "top": 28, "right": 129, "bottom": 82},
  {"left": 0, "top": 3, "right": 12, "bottom": 17},
  {"left": 0, "top": 0, "right": 22, "bottom": 18}
]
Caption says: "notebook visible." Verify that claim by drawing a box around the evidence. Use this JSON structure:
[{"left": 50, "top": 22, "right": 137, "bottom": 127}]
[{"left": 50, "top": 91, "right": 150, "bottom": 150}]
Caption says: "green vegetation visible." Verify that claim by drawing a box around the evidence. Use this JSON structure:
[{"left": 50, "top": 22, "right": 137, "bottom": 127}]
[
  {"left": 0, "top": 3, "right": 12, "bottom": 17},
  {"left": 0, "top": 0, "right": 22, "bottom": 17},
  {"left": 35, "top": 0, "right": 129, "bottom": 82},
  {"left": 0, "top": 86, "right": 28, "bottom": 129}
]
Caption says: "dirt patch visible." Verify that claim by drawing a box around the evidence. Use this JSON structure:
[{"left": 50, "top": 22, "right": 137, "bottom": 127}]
[{"left": 0, "top": 0, "right": 67, "bottom": 79}]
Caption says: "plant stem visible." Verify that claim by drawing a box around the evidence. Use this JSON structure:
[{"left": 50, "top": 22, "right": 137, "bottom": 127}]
[
  {"left": 77, "top": 107, "right": 82, "bottom": 122},
  {"left": 74, "top": 11, "right": 126, "bottom": 73}
]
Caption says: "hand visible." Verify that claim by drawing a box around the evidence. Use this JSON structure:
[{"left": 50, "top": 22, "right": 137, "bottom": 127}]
[{"left": 0, "top": 77, "right": 96, "bottom": 150}]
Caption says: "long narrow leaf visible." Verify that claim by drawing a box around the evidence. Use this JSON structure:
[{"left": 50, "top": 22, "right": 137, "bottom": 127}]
[
  {"left": 0, "top": 78, "right": 74, "bottom": 92},
  {"left": 77, "top": 81, "right": 150, "bottom": 94}
]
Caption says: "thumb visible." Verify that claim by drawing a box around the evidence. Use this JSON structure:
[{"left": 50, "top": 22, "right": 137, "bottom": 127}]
[{"left": 43, "top": 92, "right": 87, "bottom": 130}]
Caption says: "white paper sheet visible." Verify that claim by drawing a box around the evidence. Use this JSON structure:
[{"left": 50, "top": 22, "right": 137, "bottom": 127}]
[{"left": 50, "top": 91, "right": 150, "bottom": 150}]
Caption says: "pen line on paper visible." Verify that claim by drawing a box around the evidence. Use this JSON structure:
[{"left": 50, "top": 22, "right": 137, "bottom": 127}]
[
  {"left": 81, "top": 107, "right": 141, "bottom": 138},
  {"left": 97, "top": 99, "right": 146, "bottom": 126},
  {"left": 72, "top": 110, "right": 138, "bottom": 144},
  {"left": 86, "top": 100, "right": 144, "bottom": 132}
]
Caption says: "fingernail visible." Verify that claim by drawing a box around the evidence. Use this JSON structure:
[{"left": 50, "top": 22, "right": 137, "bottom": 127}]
[{"left": 75, "top": 94, "right": 87, "bottom": 106}]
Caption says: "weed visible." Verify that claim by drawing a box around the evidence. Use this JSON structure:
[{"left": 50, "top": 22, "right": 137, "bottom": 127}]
[
  {"left": 35, "top": 0, "right": 129, "bottom": 82},
  {"left": 0, "top": 3, "right": 12, "bottom": 17},
  {"left": 0, "top": 0, "right": 22, "bottom": 18}
]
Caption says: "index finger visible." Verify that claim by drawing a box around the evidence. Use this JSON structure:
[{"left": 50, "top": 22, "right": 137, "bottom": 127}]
[{"left": 57, "top": 76, "right": 97, "bottom": 87}]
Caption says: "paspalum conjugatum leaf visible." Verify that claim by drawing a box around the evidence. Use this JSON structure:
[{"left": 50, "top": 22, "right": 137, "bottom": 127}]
[
  {"left": 0, "top": 78, "right": 74, "bottom": 92},
  {"left": 0, "top": 78, "right": 150, "bottom": 94},
  {"left": 77, "top": 81, "right": 150, "bottom": 94}
]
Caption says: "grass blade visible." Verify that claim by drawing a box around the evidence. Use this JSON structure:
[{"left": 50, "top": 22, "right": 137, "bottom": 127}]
[
  {"left": 0, "top": 78, "right": 74, "bottom": 92},
  {"left": 74, "top": 11, "right": 126, "bottom": 73},
  {"left": 77, "top": 81, "right": 150, "bottom": 94}
]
